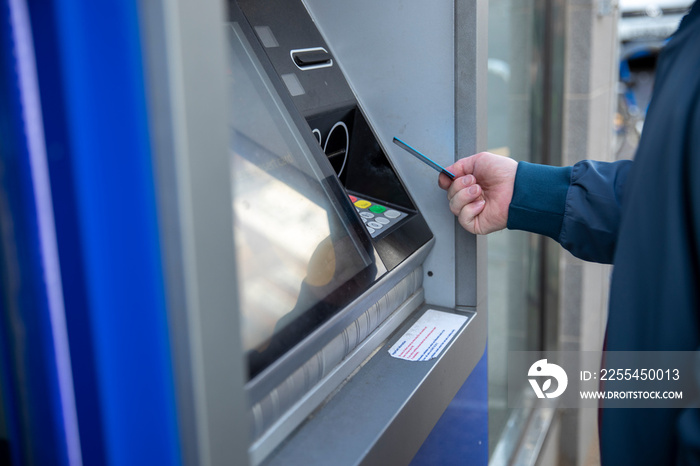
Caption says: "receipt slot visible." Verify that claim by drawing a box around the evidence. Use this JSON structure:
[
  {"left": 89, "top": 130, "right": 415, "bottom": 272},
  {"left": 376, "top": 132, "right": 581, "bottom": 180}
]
[{"left": 222, "top": 1, "right": 488, "bottom": 464}]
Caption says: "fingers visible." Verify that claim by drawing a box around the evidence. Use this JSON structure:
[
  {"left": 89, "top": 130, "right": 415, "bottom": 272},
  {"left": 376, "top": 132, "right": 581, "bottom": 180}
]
[
  {"left": 443, "top": 173, "right": 487, "bottom": 234},
  {"left": 448, "top": 180, "right": 482, "bottom": 216},
  {"left": 446, "top": 174, "right": 476, "bottom": 202},
  {"left": 457, "top": 198, "right": 486, "bottom": 234}
]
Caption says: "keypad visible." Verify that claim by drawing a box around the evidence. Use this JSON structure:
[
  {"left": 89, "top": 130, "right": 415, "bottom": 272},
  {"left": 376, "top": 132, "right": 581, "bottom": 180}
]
[{"left": 350, "top": 194, "right": 407, "bottom": 238}]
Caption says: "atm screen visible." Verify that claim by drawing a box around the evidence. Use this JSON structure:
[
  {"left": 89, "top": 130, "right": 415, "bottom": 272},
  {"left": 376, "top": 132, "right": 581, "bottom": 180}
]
[{"left": 228, "top": 23, "right": 385, "bottom": 379}]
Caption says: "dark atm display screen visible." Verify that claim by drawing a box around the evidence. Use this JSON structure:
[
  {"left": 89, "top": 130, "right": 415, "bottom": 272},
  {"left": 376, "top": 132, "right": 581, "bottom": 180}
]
[{"left": 228, "top": 23, "right": 385, "bottom": 379}]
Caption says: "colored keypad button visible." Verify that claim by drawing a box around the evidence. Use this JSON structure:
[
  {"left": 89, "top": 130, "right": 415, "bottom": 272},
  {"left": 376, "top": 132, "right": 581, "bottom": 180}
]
[
  {"left": 349, "top": 195, "right": 358, "bottom": 203},
  {"left": 369, "top": 204, "right": 386, "bottom": 214},
  {"left": 354, "top": 200, "right": 372, "bottom": 209}
]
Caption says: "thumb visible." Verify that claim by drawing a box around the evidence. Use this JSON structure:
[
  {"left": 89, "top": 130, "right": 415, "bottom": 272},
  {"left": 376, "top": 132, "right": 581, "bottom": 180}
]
[{"left": 447, "top": 153, "right": 479, "bottom": 179}]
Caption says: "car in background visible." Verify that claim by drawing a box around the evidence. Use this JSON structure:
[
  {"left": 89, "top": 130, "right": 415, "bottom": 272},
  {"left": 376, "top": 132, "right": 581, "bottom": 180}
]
[{"left": 619, "top": 0, "right": 693, "bottom": 42}]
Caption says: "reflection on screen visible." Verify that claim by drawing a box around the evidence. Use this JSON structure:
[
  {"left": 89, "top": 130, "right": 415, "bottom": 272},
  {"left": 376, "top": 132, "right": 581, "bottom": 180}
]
[
  {"left": 232, "top": 155, "right": 332, "bottom": 352},
  {"left": 228, "top": 23, "right": 373, "bottom": 374}
]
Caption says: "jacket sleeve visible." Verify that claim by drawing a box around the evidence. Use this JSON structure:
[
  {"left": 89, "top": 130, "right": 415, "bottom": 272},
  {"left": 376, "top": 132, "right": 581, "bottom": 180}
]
[{"left": 506, "top": 159, "right": 633, "bottom": 264}]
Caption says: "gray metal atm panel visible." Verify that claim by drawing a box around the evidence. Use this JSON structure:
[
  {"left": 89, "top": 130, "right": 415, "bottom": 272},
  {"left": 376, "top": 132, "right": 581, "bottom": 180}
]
[
  {"left": 228, "top": 1, "right": 487, "bottom": 464},
  {"left": 139, "top": 0, "right": 251, "bottom": 464},
  {"left": 302, "top": 0, "right": 461, "bottom": 308},
  {"left": 250, "top": 2, "right": 487, "bottom": 464}
]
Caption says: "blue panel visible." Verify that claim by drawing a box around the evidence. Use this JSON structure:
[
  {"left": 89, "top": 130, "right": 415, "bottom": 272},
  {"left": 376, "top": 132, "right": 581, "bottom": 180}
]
[
  {"left": 45, "top": 1, "right": 181, "bottom": 464},
  {"left": 410, "top": 350, "right": 488, "bottom": 465},
  {"left": 0, "top": 1, "right": 70, "bottom": 464},
  {"left": 26, "top": 1, "right": 107, "bottom": 463}
]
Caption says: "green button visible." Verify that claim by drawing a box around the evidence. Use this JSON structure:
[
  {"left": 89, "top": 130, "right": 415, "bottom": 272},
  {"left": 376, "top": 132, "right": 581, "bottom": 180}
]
[{"left": 369, "top": 204, "right": 386, "bottom": 214}]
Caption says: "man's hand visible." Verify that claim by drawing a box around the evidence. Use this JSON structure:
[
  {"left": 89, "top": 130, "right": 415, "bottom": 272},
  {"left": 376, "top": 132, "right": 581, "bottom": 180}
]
[{"left": 438, "top": 152, "right": 517, "bottom": 235}]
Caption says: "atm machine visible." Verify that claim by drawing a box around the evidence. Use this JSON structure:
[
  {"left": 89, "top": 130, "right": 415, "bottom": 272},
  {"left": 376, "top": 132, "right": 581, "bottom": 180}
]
[
  {"left": 0, "top": 0, "right": 485, "bottom": 464},
  {"left": 222, "top": 1, "right": 488, "bottom": 464}
]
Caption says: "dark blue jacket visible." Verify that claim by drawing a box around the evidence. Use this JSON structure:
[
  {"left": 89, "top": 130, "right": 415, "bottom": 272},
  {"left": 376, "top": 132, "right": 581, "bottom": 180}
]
[{"left": 507, "top": 3, "right": 700, "bottom": 464}]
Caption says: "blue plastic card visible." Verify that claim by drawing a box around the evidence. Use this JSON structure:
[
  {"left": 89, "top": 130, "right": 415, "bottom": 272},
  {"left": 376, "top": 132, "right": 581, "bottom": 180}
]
[{"left": 392, "top": 137, "right": 456, "bottom": 180}]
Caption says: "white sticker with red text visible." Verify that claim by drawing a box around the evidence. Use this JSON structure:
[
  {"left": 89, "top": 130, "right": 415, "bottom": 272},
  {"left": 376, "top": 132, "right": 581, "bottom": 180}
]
[{"left": 388, "top": 309, "right": 467, "bottom": 361}]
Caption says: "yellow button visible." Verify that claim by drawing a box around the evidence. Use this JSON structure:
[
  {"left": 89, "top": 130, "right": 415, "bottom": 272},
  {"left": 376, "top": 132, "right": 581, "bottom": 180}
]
[{"left": 354, "top": 200, "right": 371, "bottom": 209}]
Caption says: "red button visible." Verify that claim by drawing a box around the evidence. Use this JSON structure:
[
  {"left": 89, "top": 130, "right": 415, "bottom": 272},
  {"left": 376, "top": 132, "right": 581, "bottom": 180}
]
[{"left": 349, "top": 195, "right": 358, "bottom": 203}]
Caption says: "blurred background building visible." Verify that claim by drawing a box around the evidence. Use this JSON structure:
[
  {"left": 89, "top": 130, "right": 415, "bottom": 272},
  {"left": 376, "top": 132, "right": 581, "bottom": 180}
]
[{"left": 415, "top": 0, "right": 692, "bottom": 465}]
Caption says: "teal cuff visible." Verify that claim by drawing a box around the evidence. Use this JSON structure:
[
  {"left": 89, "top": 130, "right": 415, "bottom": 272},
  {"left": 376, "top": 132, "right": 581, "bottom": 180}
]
[{"left": 507, "top": 161, "right": 572, "bottom": 241}]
